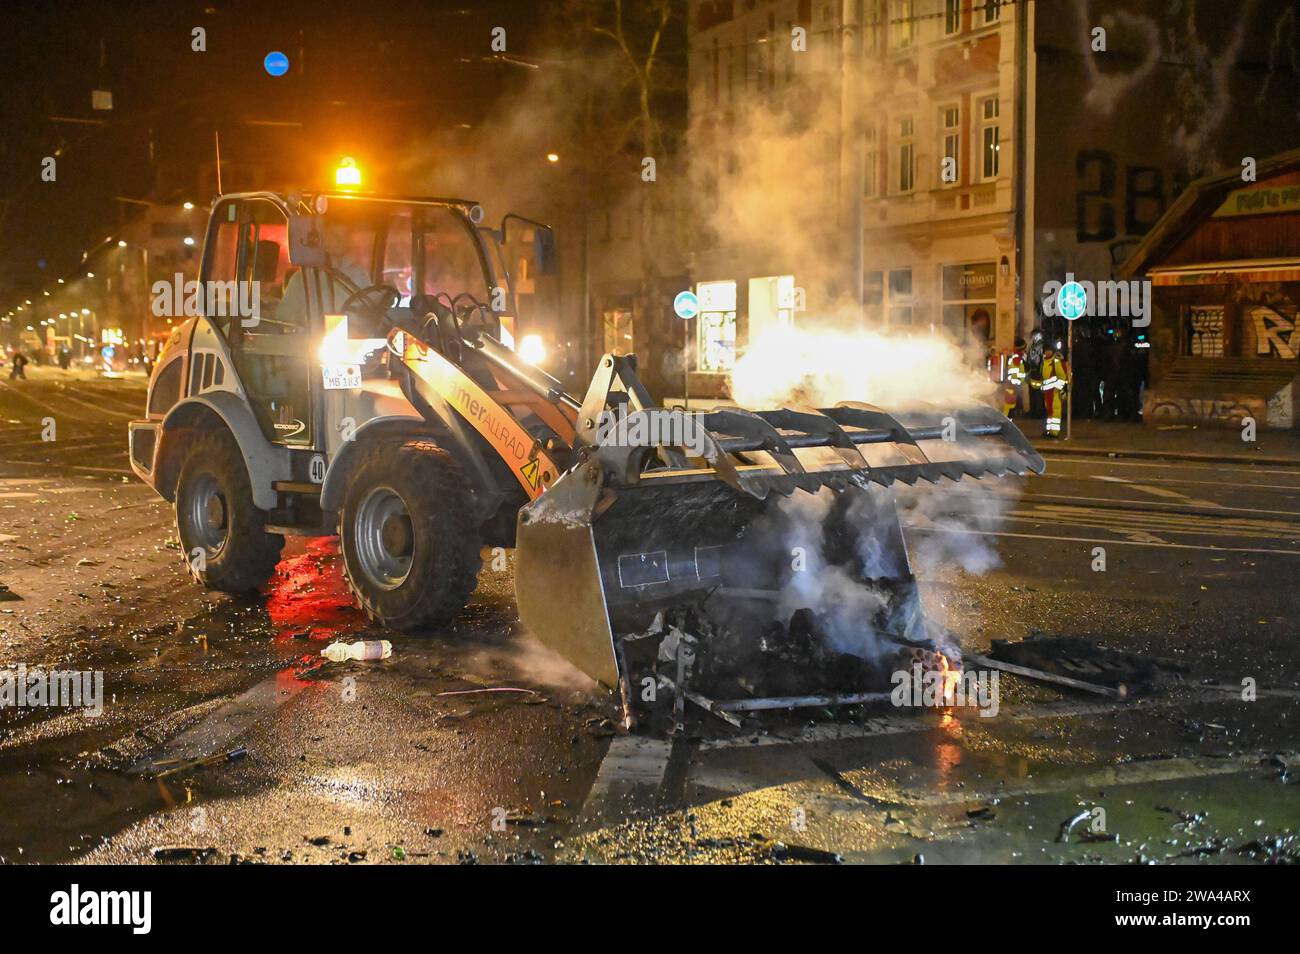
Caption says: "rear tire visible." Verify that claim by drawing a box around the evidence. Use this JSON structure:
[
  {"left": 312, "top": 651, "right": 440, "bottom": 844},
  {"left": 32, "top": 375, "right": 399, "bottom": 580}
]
[
  {"left": 339, "top": 440, "right": 482, "bottom": 631},
  {"left": 175, "top": 429, "right": 285, "bottom": 592}
]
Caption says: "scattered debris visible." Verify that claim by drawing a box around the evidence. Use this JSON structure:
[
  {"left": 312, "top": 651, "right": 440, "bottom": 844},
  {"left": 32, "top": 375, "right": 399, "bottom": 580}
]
[
  {"left": 151, "top": 845, "right": 217, "bottom": 863},
  {"left": 770, "top": 842, "right": 843, "bottom": 864},
  {"left": 967, "top": 652, "right": 1124, "bottom": 699},
  {"left": 986, "top": 635, "right": 1184, "bottom": 696},
  {"left": 1056, "top": 809, "right": 1093, "bottom": 843},
  {"left": 145, "top": 747, "right": 247, "bottom": 780},
  {"left": 321, "top": 639, "right": 392, "bottom": 662}
]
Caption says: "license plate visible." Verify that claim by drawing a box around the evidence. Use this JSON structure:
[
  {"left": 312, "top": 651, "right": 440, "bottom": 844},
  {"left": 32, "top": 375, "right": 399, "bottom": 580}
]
[{"left": 322, "top": 364, "right": 362, "bottom": 390}]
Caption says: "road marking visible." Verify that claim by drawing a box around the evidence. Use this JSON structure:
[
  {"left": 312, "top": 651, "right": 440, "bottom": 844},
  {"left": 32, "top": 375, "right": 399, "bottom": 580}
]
[
  {"left": 910, "top": 524, "right": 1300, "bottom": 556},
  {"left": 976, "top": 488, "right": 1300, "bottom": 519},
  {"left": 1091, "top": 473, "right": 1224, "bottom": 509},
  {"left": 1045, "top": 454, "right": 1300, "bottom": 478},
  {"left": 1007, "top": 503, "right": 1300, "bottom": 541},
  {"left": 579, "top": 735, "right": 674, "bottom": 821},
  {"left": 848, "top": 755, "right": 1270, "bottom": 809},
  {"left": 1041, "top": 470, "right": 1300, "bottom": 493}
]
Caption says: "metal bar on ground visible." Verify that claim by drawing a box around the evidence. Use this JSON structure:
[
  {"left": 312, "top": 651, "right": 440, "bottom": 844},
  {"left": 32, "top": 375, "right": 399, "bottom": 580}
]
[
  {"left": 714, "top": 691, "right": 894, "bottom": 712},
  {"left": 964, "top": 652, "right": 1124, "bottom": 699}
]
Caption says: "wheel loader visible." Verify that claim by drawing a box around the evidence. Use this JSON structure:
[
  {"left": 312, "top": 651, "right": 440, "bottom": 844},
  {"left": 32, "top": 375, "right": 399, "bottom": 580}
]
[{"left": 130, "top": 190, "right": 1044, "bottom": 728}]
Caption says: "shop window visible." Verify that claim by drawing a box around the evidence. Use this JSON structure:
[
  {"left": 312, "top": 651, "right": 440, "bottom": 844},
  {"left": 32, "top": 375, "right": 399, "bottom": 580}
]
[
  {"left": 1186, "top": 306, "right": 1225, "bottom": 358},
  {"left": 940, "top": 261, "right": 997, "bottom": 345},
  {"left": 696, "top": 280, "right": 737, "bottom": 373}
]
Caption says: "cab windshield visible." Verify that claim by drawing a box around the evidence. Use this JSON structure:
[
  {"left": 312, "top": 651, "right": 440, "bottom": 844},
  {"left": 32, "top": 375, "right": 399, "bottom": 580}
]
[{"left": 305, "top": 199, "right": 494, "bottom": 320}]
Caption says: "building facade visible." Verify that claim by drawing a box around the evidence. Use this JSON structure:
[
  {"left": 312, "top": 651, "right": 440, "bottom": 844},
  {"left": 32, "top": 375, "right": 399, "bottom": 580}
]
[
  {"left": 682, "top": 0, "right": 1300, "bottom": 418},
  {"left": 1121, "top": 149, "right": 1300, "bottom": 430}
]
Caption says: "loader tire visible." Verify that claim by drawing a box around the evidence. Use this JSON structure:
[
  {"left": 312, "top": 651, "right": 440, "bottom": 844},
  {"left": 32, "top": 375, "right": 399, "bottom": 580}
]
[
  {"left": 175, "top": 429, "right": 285, "bottom": 592},
  {"left": 339, "top": 440, "right": 482, "bottom": 631}
]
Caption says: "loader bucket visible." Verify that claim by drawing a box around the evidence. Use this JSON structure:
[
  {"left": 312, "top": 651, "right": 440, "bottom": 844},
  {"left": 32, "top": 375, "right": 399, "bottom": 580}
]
[{"left": 515, "top": 401, "right": 1044, "bottom": 704}]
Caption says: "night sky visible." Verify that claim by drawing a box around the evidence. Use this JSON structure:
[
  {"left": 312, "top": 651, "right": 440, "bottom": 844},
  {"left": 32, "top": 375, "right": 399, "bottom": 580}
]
[{"left": 0, "top": 0, "right": 541, "bottom": 307}]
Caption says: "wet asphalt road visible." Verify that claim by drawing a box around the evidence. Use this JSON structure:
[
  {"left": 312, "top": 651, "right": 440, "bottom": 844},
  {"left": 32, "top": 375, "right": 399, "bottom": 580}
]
[{"left": 0, "top": 369, "right": 1297, "bottom": 864}]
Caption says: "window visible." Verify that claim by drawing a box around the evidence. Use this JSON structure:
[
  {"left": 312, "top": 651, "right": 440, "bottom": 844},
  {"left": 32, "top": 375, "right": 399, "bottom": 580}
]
[
  {"left": 1187, "top": 306, "right": 1225, "bottom": 357},
  {"left": 864, "top": 271, "right": 884, "bottom": 324},
  {"left": 382, "top": 210, "right": 415, "bottom": 301},
  {"left": 748, "top": 275, "right": 796, "bottom": 340},
  {"left": 941, "top": 262, "right": 997, "bottom": 345},
  {"left": 603, "top": 307, "right": 634, "bottom": 356},
  {"left": 237, "top": 200, "right": 293, "bottom": 330},
  {"left": 888, "top": 268, "right": 913, "bottom": 326},
  {"left": 889, "top": 0, "right": 913, "bottom": 49},
  {"left": 979, "top": 96, "right": 1000, "bottom": 180},
  {"left": 202, "top": 201, "right": 240, "bottom": 335},
  {"left": 944, "top": 0, "right": 961, "bottom": 35},
  {"left": 896, "top": 116, "right": 914, "bottom": 193},
  {"left": 941, "top": 105, "right": 960, "bottom": 186},
  {"left": 421, "top": 207, "right": 489, "bottom": 303},
  {"left": 864, "top": 123, "right": 878, "bottom": 197},
  {"left": 982, "top": 0, "right": 1000, "bottom": 24},
  {"left": 229, "top": 199, "right": 311, "bottom": 446},
  {"left": 696, "top": 280, "right": 737, "bottom": 373}
]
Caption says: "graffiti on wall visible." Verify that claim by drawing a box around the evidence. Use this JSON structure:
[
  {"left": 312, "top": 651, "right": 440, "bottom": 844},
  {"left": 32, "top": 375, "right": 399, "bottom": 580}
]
[
  {"left": 1147, "top": 396, "right": 1256, "bottom": 424},
  {"left": 1250, "top": 308, "right": 1300, "bottom": 358}
]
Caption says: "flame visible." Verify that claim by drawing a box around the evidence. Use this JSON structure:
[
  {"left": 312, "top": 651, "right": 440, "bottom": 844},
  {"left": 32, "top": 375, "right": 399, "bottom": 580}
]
[{"left": 936, "top": 651, "right": 961, "bottom": 706}]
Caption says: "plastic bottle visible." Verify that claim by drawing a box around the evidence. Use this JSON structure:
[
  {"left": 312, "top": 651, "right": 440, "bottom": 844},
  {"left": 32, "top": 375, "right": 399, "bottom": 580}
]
[{"left": 320, "top": 639, "right": 392, "bottom": 662}]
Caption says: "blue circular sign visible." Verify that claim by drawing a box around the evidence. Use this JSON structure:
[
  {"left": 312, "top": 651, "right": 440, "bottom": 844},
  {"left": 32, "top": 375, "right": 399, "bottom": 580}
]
[
  {"left": 673, "top": 290, "right": 699, "bottom": 320},
  {"left": 1057, "top": 281, "right": 1087, "bottom": 321},
  {"left": 264, "top": 51, "right": 290, "bottom": 77}
]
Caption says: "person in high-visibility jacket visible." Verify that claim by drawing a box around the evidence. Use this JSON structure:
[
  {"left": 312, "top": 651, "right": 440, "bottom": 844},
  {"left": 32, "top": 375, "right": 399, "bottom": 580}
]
[
  {"left": 1003, "top": 337, "right": 1027, "bottom": 417},
  {"left": 1034, "top": 343, "right": 1071, "bottom": 438}
]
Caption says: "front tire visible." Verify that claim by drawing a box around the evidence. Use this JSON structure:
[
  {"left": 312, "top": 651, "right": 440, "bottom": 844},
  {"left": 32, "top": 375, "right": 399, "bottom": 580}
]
[
  {"left": 339, "top": 440, "right": 482, "bottom": 630},
  {"left": 175, "top": 429, "right": 285, "bottom": 592}
]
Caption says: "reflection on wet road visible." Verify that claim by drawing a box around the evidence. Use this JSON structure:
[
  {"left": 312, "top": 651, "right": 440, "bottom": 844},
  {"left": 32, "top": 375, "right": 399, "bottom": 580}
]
[{"left": 0, "top": 374, "right": 1297, "bottom": 863}]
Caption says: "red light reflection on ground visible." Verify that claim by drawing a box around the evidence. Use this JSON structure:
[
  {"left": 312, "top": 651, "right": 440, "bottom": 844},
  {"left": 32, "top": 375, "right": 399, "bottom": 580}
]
[{"left": 265, "top": 537, "right": 367, "bottom": 648}]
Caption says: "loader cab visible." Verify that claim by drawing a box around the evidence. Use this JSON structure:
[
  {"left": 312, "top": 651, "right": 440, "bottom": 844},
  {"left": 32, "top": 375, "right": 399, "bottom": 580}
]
[
  {"left": 200, "top": 192, "right": 500, "bottom": 450},
  {"left": 200, "top": 195, "right": 314, "bottom": 446}
]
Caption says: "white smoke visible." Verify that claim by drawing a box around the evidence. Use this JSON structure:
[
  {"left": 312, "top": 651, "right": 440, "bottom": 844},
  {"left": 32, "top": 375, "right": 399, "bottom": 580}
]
[{"left": 729, "top": 323, "right": 996, "bottom": 411}]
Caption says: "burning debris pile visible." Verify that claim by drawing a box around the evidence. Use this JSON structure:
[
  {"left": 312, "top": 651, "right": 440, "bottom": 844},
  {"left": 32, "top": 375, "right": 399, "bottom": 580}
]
[
  {"left": 619, "top": 601, "right": 962, "bottom": 734},
  {"left": 609, "top": 485, "right": 972, "bottom": 734}
]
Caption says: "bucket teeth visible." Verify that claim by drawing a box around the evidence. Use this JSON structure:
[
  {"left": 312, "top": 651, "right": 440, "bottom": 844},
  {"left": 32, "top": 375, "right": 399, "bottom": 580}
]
[{"left": 588, "top": 401, "right": 1043, "bottom": 498}]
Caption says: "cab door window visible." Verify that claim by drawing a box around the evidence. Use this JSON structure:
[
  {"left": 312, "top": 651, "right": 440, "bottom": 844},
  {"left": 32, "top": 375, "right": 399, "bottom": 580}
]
[
  {"left": 203, "top": 201, "right": 240, "bottom": 337},
  {"left": 228, "top": 199, "right": 313, "bottom": 445}
]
